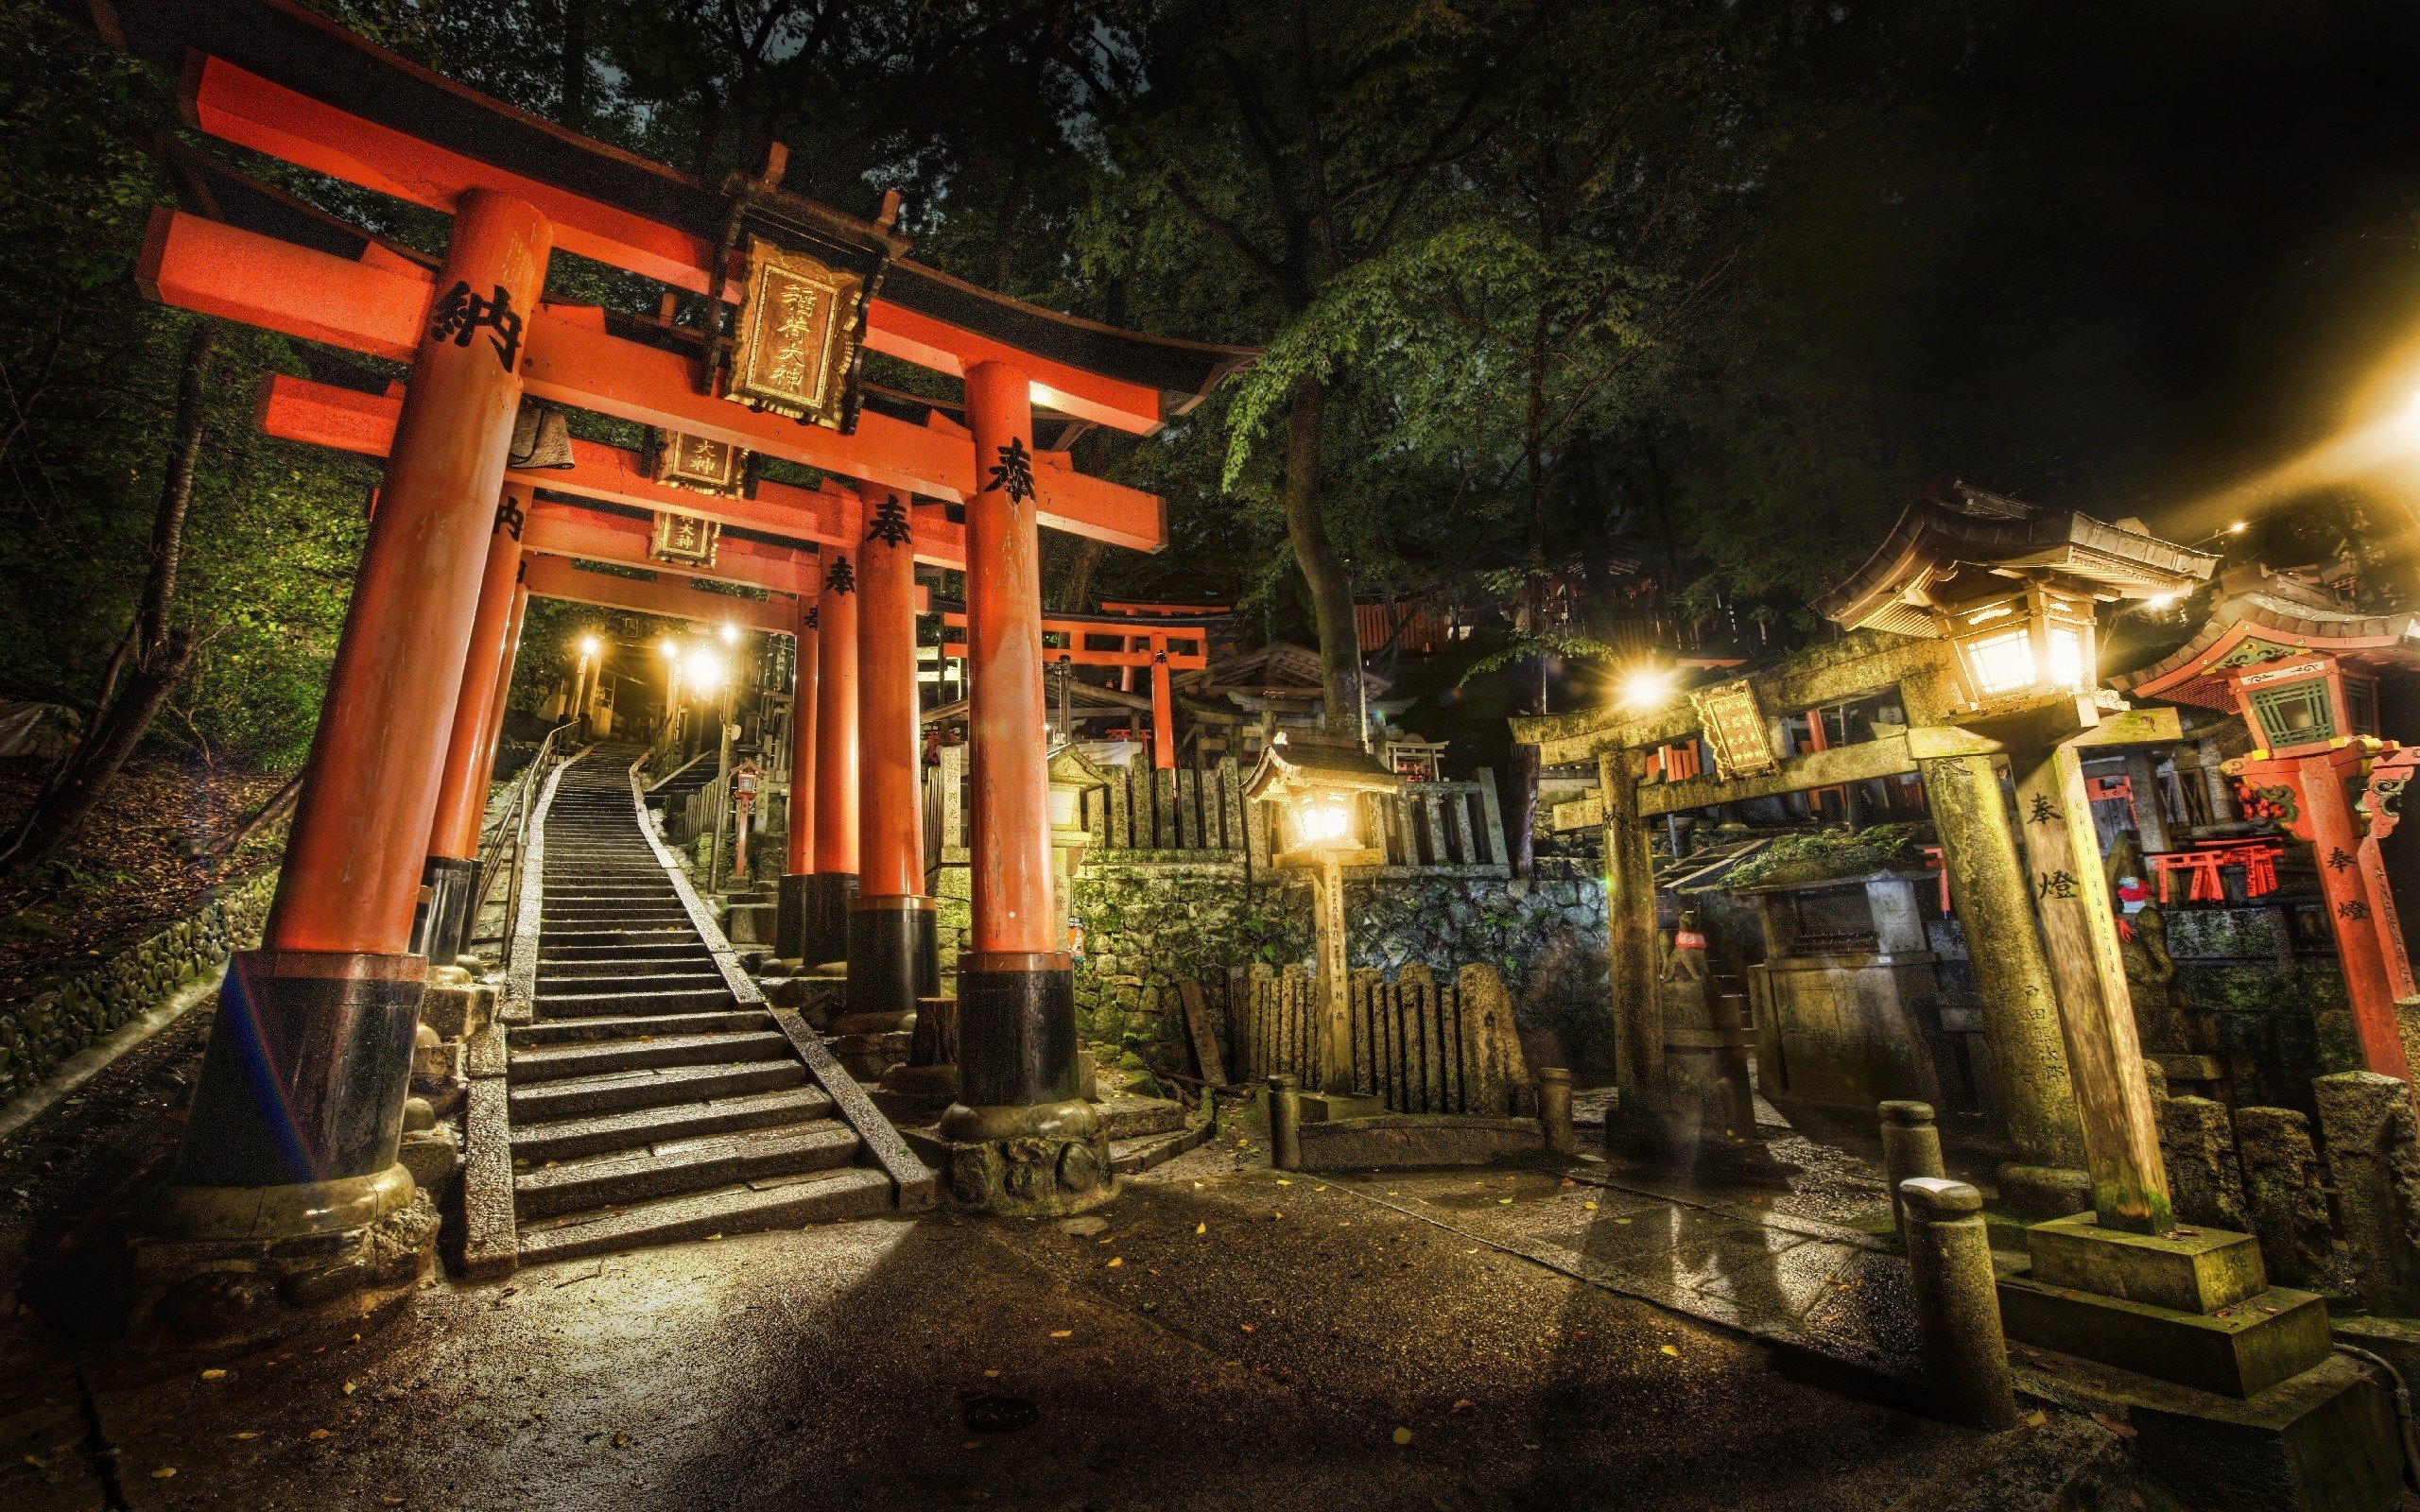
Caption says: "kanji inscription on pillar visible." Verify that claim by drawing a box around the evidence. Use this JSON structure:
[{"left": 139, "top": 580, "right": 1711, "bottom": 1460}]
[
  {"left": 648, "top": 510, "right": 720, "bottom": 567},
  {"left": 1690, "top": 679, "right": 1777, "bottom": 779},
  {"left": 652, "top": 429, "right": 745, "bottom": 496},
  {"left": 428, "top": 279, "right": 524, "bottom": 369},
  {"left": 727, "top": 234, "right": 862, "bottom": 429}
]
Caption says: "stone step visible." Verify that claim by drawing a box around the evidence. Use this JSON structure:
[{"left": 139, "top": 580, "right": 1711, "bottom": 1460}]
[
  {"left": 539, "top": 929, "right": 700, "bottom": 949},
  {"left": 510, "top": 1084, "right": 837, "bottom": 1163},
  {"left": 515, "top": 1166, "right": 895, "bottom": 1266},
  {"left": 535, "top": 986, "right": 737, "bottom": 1019},
  {"left": 510, "top": 1029, "right": 790, "bottom": 1084},
  {"left": 511, "top": 1010, "right": 775, "bottom": 1048},
  {"left": 509, "top": 1057, "right": 807, "bottom": 1123},
  {"left": 537, "top": 970, "right": 727, "bottom": 995},
  {"left": 539, "top": 956, "right": 718, "bottom": 981},
  {"left": 1111, "top": 1123, "right": 1210, "bottom": 1176},
  {"left": 1098, "top": 1097, "right": 1188, "bottom": 1140},
  {"left": 513, "top": 1121, "right": 859, "bottom": 1219}
]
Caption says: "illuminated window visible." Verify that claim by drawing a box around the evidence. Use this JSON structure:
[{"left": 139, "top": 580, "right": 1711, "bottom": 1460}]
[
  {"left": 1962, "top": 627, "right": 2036, "bottom": 696},
  {"left": 2249, "top": 681, "right": 2333, "bottom": 747},
  {"left": 2046, "top": 626, "right": 2085, "bottom": 688}
]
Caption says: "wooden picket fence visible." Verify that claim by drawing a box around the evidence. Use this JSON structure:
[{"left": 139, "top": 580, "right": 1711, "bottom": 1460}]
[
  {"left": 1227, "top": 960, "right": 1531, "bottom": 1117},
  {"left": 1364, "top": 777, "right": 1509, "bottom": 871}
]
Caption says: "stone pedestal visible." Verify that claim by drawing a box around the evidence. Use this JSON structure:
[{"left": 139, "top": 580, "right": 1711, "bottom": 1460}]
[
  {"left": 935, "top": 1098, "right": 1114, "bottom": 1217},
  {"left": 1999, "top": 1215, "right": 2331, "bottom": 1400},
  {"left": 2312, "top": 1072, "right": 2420, "bottom": 1314}
]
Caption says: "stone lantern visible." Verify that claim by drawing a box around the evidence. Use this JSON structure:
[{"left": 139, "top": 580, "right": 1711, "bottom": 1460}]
[
  {"left": 1243, "top": 733, "right": 1400, "bottom": 1114},
  {"left": 1046, "top": 742, "right": 1111, "bottom": 954}
]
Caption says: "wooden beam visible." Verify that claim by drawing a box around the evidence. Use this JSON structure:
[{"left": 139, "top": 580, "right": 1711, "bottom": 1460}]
[
  {"left": 520, "top": 554, "right": 794, "bottom": 634},
  {"left": 525, "top": 501, "right": 819, "bottom": 597},
  {"left": 1638, "top": 735, "right": 1919, "bottom": 817},
  {"left": 1515, "top": 628, "right": 1940, "bottom": 767},
  {"left": 257, "top": 371, "right": 988, "bottom": 565},
  {"left": 185, "top": 55, "right": 1173, "bottom": 433},
  {"left": 146, "top": 209, "right": 1167, "bottom": 549}
]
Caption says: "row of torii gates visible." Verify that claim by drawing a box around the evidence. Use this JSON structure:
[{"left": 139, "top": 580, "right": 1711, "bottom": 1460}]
[{"left": 97, "top": 0, "right": 1249, "bottom": 1238}]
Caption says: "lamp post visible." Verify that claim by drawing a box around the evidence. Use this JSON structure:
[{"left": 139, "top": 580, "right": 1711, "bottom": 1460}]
[
  {"left": 1244, "top": 734, "right": 1401, "bottom": 1115},
  {"left": 573, "top": 633, "right": 602, "bottom": 735}
]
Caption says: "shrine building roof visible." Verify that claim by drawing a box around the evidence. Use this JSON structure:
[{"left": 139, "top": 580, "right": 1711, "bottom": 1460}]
[{"left": 2114, "top": 572, "right": 2420, "bottom": 710}]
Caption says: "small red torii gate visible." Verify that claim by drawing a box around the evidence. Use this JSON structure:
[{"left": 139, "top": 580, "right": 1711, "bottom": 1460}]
[
  {"left": 96, "top": 0, "right": 1246, "bottom": 1258},
  {"left": 935, "top": 605, "right": 1212, "bottom": 771}
]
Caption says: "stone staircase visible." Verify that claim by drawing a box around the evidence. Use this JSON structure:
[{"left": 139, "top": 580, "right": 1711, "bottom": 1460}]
[{"left": 488, "top": 746, "right": 928, "bottom": 1267}]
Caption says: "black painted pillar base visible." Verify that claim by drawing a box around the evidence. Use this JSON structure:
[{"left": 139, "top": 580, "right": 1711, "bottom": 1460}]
[
  {"left": 92, "top": 949, "right": 442, "bottom": 1346},
  {"left": 801, "top": 871, "right": 857, "bottom": 968},
  {"left": 410, "top": 855, "right": 480, "bottom": 967},
  {"left": 936, "top": 953, "right": 1111, "bottom": 1216},
  {"left": 775, "top": 873, "right": 811, "bottom": 961},
  {"left": 835, "top": 896, "right": 938, "bottom": 1033}
]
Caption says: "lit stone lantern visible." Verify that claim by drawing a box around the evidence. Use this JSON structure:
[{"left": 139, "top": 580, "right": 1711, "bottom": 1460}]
[
  {"left": 1939, "top": 579, "right": 2099, "bottom": 714},
  {"left": 1046, "top": 743, "right": 1111, "bottom": 954},
  {"left": 1244, "top": 733, "right": 1400, "bottom": 1111}
]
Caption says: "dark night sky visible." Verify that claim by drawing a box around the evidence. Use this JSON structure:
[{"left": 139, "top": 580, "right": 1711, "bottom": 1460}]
[{"left": 1789, "top": 1, "right": 2420, "bottom": 536}]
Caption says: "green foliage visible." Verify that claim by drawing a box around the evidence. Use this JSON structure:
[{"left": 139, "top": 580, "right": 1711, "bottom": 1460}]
[
  {"left": 1725, "top": 823, "right": 1930, "bottom": 890},
  {"left": 0, "top": 2, "right": 368, "bottom": 768}
]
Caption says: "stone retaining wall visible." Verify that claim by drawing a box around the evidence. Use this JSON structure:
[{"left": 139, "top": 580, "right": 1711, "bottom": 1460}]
[
  {"left": 934, "top": 855, "right": 1611, "bottom": 1088},
  {"left": 0, "top": 868, "right": 277, "bottom": 1105}
]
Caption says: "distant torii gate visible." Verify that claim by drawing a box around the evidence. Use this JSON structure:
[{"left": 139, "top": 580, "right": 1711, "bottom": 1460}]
[
  {"left": 103, "top": 0, "right": 1245, "bottom": 1287},
  {"left": 935, "top": 603, "right": 1215, "bottom": 770}
]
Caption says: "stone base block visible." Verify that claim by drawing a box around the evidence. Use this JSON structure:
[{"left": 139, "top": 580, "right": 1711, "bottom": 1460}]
[
  {"left": 2018, "top": 1348, "right": 2399, "bottom": 1512},
  {"left": 1998, "top": 1272, "right": 2332, "bottom": 1399},
  {"left": 1295, "top": 1114, "right": 1543, "bottom": 1172},
  {"left": 2029, "top": 1211, "right": 2269, "bottom": 1314},
  {"left": 935, "top": 1099, "right": 1113, "bottom": 1216},
  {"left": 724, "top": 901, "right": 778, "bottom": 946},
  {"left": 1996, "top": 1163, "right": 2095, "bottom": 1221},
  {"left": 398, "top": 1125, "right": 463, "bottom": 1205},
  {"left": 419, "top": 970, "right": 494, "bottom": 1040},
  {"left": 1297, "top": 1091, "right": 1387, "bottom": 1124},
  {"left": 828, "top": 1029, "right": 912, "bottom": 1082}
]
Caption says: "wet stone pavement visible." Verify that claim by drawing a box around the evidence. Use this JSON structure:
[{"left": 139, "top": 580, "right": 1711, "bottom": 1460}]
[{"left": 0, "top": 1028, "right": 2032, "bottom": 1512}]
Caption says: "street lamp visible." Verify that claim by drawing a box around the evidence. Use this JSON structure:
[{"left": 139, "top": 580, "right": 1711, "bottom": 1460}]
[
  {"left": 719, "top": 621, "right": 740, "bottom": 645},
  {"left": 1244, "top": 733, "right": 1402, "bottom": 1112}
]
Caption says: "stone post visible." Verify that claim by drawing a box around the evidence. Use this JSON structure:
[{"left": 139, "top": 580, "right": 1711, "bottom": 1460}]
[
  {"left": 1916, "top": 751, "right": 2089, "bottom": 1216},
  {"left": 1537, "top": 1068, "right": 1575, "bottom": 1158},
  {"left": 1878, "top": 1100, "right": 1946, "bottom": 1239},
  {"left": 2006, "top": 712, "right": 2172, "bottom": 1235},
  {"left": 2158, "top": 1093, "right": 2247, "bottom": 1230},
  {"left": 2234, "top": 1106, "right": 2336, "bottom": 1289},
  {"left": 2312, "top": 1072, "right": 2420, "bottom": 1314},
  {"left": 2121, "top": 749, "right": 2171, "bottom": 853},
  {"left": 1899, "top": 1177, "right": 2020, "bottom": 1431},
  {"left": 1267, "top": 1074, "right": 1302, "bottom": 1172}
]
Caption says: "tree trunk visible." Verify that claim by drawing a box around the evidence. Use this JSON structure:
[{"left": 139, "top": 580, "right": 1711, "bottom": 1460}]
[
  {"left": 1056, "top": 537, "right": 1105, "bottom": 613},
  {"left": 1279, "top": 373, "right": 1363, "bottom": 739},
  {"left": 1510, "top": 313, "right": 1549, "bottom": 879},
  {"left": 7, "top": 327, "right": 212, "bottom": 869},
  {"left": 561, "top": 0, "right": 591, "bottom": 129}
]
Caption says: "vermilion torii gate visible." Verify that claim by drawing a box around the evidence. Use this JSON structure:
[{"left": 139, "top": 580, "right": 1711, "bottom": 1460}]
[{"left": 98, "top": 0, "right": 1247, "bottom": 1272}]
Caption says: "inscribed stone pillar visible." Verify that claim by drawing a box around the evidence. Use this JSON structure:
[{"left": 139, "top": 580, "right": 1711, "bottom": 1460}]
[
  {"left": 1918, "top": 752, "right": 2089, "bottom": 1214},
  {"left": 1599, "top": 747, "right": 1661, "bottom": 1116},
  {"left": 2007, "top": 713, "right": 2172, "bottom": 1235},
  {"left": 2121, "top": 749, "right": 2170, "bottom": 853},
  {"left": 2233, "top": 1105, "right": 2335, "bottom": 1289},
  {"left": 2312, "top": 1072, "right": 2420, "bottom": 1314}
]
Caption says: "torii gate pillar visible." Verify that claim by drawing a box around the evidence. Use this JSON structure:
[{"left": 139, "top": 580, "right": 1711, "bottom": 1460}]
[
  {"left": 775, "top": 599, "right": 821, "bottom": 962},
  {"left": 838, "top": 489, "right": 938, "bottom": 1032},
  {"left": 144, "top": 191, "right": 552, "bottom": 1334},
  {"left": 416, "top": 484, "right": 529, "bottom": 967},
  {"left": 805, "top": 545, "right": 860, "bottom": 964},
  {"left": 939, "top": 362, "right": 1107, "bottom": 1214}
]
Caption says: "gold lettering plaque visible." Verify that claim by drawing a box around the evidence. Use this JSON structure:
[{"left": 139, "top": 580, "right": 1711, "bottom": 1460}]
[
  {"left": 1691, "top": 679, "right": 1777, "bottom": 780},
  {"left": 651, "top": 430, "right": 744, "bottom": 497},
  {"left": 727, "top": 234, "right": 861, "bottom": 428},
  {"left": 649, "top": 511, "right": 720, "bottom": 568}
]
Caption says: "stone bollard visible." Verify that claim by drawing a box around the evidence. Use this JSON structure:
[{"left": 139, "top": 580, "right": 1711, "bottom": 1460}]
[
  {"left": 1878, "top": 1101, "right": 1946, "bottom": 1240},
  {"left": 2312, "top": 1072, "right": 2420, "bottom": 1313},
  {"left": 1267, "top": 1074, "right": 1302, "bottom": 1172},
  {"left": 1537, "top": 1068, "right": 1576, "bottom": 1158},
  {"left": 1899, "top": 1177, "right": 2020, "bottom": 1431}
]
